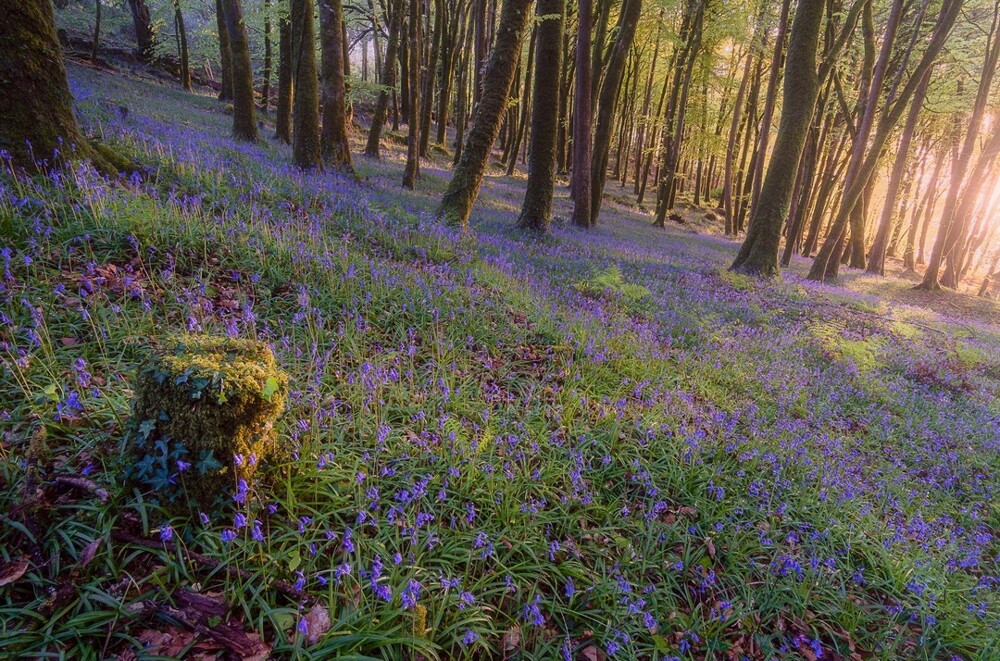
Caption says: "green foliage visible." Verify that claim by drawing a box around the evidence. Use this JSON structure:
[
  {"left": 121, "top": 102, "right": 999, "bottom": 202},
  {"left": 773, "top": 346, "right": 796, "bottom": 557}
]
[
  {"left": 575, "top": 264, "right": 651, "bottom": 310},
  {"left": 125, "top": 334, "right": 288, "bottom": 508}
]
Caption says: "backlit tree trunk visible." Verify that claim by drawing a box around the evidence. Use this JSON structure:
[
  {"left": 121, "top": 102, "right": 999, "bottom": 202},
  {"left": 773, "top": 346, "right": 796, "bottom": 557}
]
[
  {"left": 174, "top": 0, "right": 192, "bottom": 92},
  {"left": 128, "top": 0, "right": 156, "bottom": 61}
]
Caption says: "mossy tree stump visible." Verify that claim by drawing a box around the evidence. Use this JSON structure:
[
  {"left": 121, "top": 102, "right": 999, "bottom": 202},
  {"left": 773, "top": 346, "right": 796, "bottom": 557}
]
[{"left": 126, "top": 335, "right": 288, "bottom": 508}]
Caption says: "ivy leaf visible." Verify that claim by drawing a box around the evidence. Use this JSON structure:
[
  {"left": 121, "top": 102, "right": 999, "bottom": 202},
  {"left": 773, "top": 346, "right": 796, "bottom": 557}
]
[
  {"left": 138, "top": 419, "right": 156, "bottom": 441},
  {"left": 261, "top": 376, "right": 280, "bottom": 402}
]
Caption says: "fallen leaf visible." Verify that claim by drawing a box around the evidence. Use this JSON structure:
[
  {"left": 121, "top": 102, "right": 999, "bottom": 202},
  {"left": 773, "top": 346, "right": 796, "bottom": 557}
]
[
  {"left": 303, "top": 604, "right": 331, "bottom": 645},
  {"left": 705, "top": 537, "right": 716, "bottom": 561},
  {"left": 60, "top": 337, "right": 80, "bottom": 346},
  {"left": 79, "top": 539, "right": 101, "bottom": 568},
  {"left": 502, "top": 625, "right": 521, "bottom": 651},
  {"left": 0, "top": 557, "right": 30, "bottom": 587},
  {"left": 579, "top": 645, "right": 605, "bottom": 661}
]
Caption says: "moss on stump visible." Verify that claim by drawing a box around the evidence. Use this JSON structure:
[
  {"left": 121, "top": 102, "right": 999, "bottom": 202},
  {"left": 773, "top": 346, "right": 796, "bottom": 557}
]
[{"left": 125, "top": 334, "right": 288, "bottom": 508}]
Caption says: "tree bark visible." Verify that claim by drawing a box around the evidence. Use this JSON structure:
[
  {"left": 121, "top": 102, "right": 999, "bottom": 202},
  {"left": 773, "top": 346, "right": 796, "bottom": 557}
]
[
  {"left": 437, "top": 0, "right": 535, "bottom": 228},
  {"left": 128, "top": 0, "right": 156, "bottom": 62},
  {"left": 174, "top": 0, "right": 192, "bottom": 92},
  {"left": 517, "top": 0, "right": 565, "bottom": 231},
  {"left": 589, "top": 0, "right": 642, "bottom": 224},
  {"left": 216, "top": 0, "right": 234, "bottom": 101},
  {"left": 366, "top": 0, "right": 402, "bottom": 158},
  {"left": 0, "top": 0, "right": 115, "bottom": 173},
  {"left": 402, "top": 0, "right": 423, "bottom": 189},
  {"left": 292, "top": 0, "right": 322, "bottom": 167},
  {"left": 730, "top": 0, "right": 824, "bottom": 276},
  {"left": 571, "top": 0, "right": 594, "bottom": 228},
  {"left": 262, "top": 0, "right": 273, "bottom": 110},
  {"left": 320, "top": 0, "right": 353, "bottom": 170},
  {"left": 866, "top": 66, "right": 931, "bottom": 275},
  {"left": 222, "top": 0, "right": 258, "bottom": 142},
  {"left": 276, "top": 7, "right": 293, "bottom": 143}
]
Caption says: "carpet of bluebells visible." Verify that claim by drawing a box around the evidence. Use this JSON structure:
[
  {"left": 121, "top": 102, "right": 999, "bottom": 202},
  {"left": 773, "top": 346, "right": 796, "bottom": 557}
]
[{"left": 2, "top": 64, "right": 1000, "bottom": 660}]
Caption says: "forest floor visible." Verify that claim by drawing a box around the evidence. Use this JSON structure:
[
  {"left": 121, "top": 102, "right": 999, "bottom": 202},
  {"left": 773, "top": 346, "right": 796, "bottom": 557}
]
[{"left": 1, "top": 61, "right": 999, "bottom": 660}]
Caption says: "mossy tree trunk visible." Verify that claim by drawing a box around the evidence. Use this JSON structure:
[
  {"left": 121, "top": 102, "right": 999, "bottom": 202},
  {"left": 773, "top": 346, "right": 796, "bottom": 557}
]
[
  {"left": 216, "top": 0, "right": 234, "bottom": 101},
  {"left": 0, "top": 0, "right": 114, "bottom": 174},
  {"left": 291, "top": 0, "right": 322, "bottom": 167},
  {"left": 436, "top": 0, "right": 535, "bottom": 229},
  {"left": 320, "top": 0, "right": 353, "bottom": 170},
  {"left": 276, "top": 5, "right": 293, "bottom": 143},
  {"left": 365, "top": 0, "right": 402, "bottom": 158},
  {"left": 222, "top": 0, "right": 258, "bottom": 142},
  {"left": 589, "top": 0, "right": 642, "bottom": 225},
  {"left": 730, "top": 0, "right": 824, "bottom": 277},
  {"left": 517, "top": 0, "right": 564, "bottom": 232}
]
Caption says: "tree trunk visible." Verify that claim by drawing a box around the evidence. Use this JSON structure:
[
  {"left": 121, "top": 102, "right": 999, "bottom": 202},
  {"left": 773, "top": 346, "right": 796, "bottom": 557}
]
[
  {"left": 730, "top": 0, "right": 824, "bottom": 276},
  {"left": 749, "top": 0, "right": 791, "bottom": 216},
  {"left": 320, "top": 0, "right": 353, "bottom": 170},
  {"left": 571, "top": 0, "right": 594, "bottom": 228},
  {"left": 0, "top": 0, "right": 115, "bottom": 173},
  {"left": 276, "top": 7, "right": 293, "bottom": 143},
  {"left": 92, "top": 0, "right": 101, "bottom": 62},
  {"left": 866, "top": 66, "right": 931, "bottom": 275},
  {"left": 589, "top": 0, "right": 642, "bottom": 224},
  {"left": 419, "top": 0, "right": 444, "bottom": 157},
  {"left": 222, "top": 0, "right": 258, "bottom": 142},
  {"left": 437, "top": 0, "right": 535, "bottom": 228},
  {"left": 262, "top": 0, "right": 273, "bottom": 110},
  {"left": 402, "top": 0, "right": 422, "bottom": 189},
  {"left": 216, "top": 0, "right": 233, "bottom": 101},
  {"left": 366, "top": 0, "right": 402, "bottom": 158},
  {"left": 292, "top": 0, "right": 322, "bottom": 167},
  {"left": 174, "top": 0, "right": 192, "bottom": 92},
  {"left": 518, "top": 0, "right": 565, "bottom": 231},
  {"left": 128, "top": 0, "right": 156, "bottom": 61}
]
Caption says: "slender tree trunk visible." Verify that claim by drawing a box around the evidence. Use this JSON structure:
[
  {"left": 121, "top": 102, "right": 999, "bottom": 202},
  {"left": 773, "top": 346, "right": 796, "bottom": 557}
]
[
  {"left": 216, "top": 0, "right": 233, "bottom": 101},
  {"left": 92, "top": 0, "right": 102, "bottom": 62},
  {"left": 866, "top": 66, "right": 931, "bottom": 275},
  {"left": 506, "top": 26, "right": 535, "bottom": 176},
  {"left": 402, "top": 0, "right": 423, "bottom": 188},
  {"left": 366, "top": 0, "right": 402, "bottom": 158},
  {"left": 223, "top": 0, "right": 258, "bottom": 142},
  {"left": 571, "top": 0, "right": 594, "bottom": 227},
  {"left": 419, "top": 0, "right": 444, "bottom": 156},
  {"left": 276, "top": 7, "right": 293, "bottom": 143},
  {"left": 589, "top": 0, "right": 642, "bottom": 224},
  {"left": 749, "top": 0, "right": 790, "bottom": 216},
  {"left": 518, "top": 0, "right": 565, "bottom": 231},
  {"left": 320, "top": 0, "right": 353, "bottom": 169},
  {"left": 730, "top": 0, "right": 824, "bottom": 276},
  {"left": 174, "top": 0, "right": 192, "bottom": 91},
  {"left": 262, "top": 0, "right": 273, "bottom": 110},
  {"left": 437, "top": 0, "right": 535, "bottom": 228},
  {"left": 633, "top": 15, "right": 662, "bottom": 195},
  {"left": 292, "top": 0, "right": 322, "bottom": 167}
]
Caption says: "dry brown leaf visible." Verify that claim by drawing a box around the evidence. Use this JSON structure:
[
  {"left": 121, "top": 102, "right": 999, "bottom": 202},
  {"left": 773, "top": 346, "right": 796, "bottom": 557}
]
[
  {"left": 502, "top": 625, "right": 521, "bottom": 651},
  {"left": 0, "top": 557, "right": 30, "bottom": 587},
  {"left": 303, "top": 604, "right": 332, "bottom": 645},
  {"left": 579, "top": 644, "right": 605, "bottom": 661},
  {"left": 705, "top": 537, "right": 716, "bottom": 561},
  {"left": 78, "top": 539, "right": 101, "bottom": 568}
]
